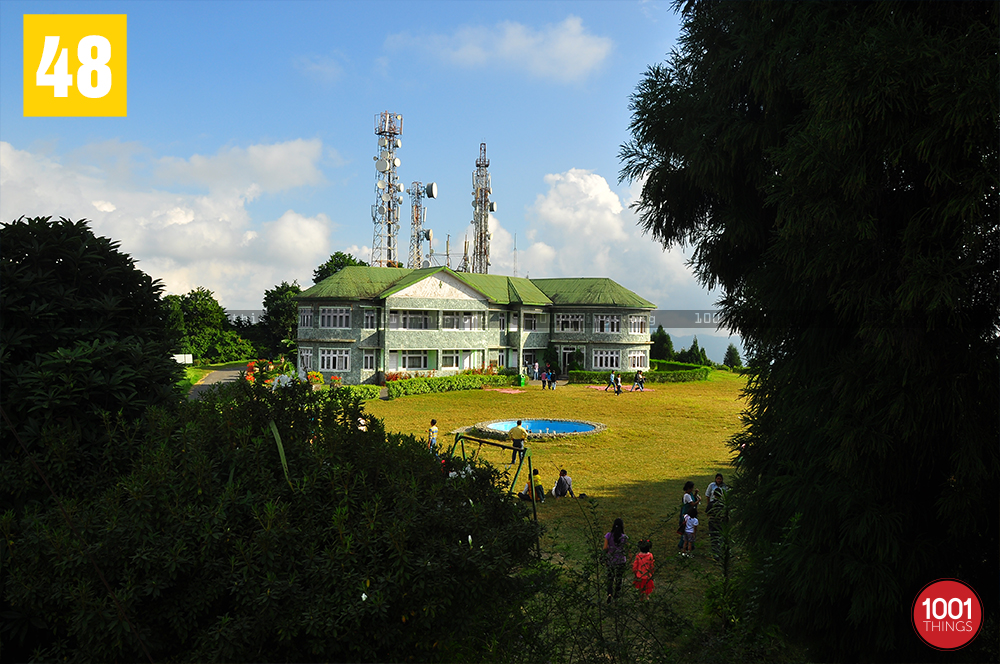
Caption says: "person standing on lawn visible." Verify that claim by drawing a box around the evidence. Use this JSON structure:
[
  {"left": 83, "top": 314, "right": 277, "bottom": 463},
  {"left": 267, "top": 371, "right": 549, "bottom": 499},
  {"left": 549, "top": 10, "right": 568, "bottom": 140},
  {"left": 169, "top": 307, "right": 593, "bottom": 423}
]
[
  {"left": 603, "top": 518, "right": 629, "bottom": 602},
  {"left": 508, "top": 420, "right": 528, "bottom": 464},
  {"left": 633, "top": 539, "right": 655, "bottom": 598},
  {"left": 428, "top": 419, "right": 439, "bottom": 455},
  {"left": 605, "top": 370, "right": 616, "bottom": 391}
]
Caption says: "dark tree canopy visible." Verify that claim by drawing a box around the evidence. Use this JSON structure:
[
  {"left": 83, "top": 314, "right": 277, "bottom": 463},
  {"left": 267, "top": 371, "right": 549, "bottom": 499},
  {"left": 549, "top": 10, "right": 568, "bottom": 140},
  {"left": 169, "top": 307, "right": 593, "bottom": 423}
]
[
  {"left": 722, "top": 343, "right": 741, "bottom": 369},
  {"left": 261, "top": 280, "right": 302, "bottom": 352},
  {"left": 1, "top": 216, "right": 182, "bottom": 505},
  {"left": 313, "top": 251, "right": 368, "bottom": 284},
  {"left": 650, "top": 325, "right": 674, "bottom": 361},
  {"left": 622, "top": 2, "right": 998, "bottom": 660}
]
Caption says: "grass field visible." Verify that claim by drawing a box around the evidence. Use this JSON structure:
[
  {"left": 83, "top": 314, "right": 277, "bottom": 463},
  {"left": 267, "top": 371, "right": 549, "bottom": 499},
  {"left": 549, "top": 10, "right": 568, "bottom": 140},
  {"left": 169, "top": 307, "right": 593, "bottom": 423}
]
[{"left": 365, "top": 370, "right": 747, "bottom": 585}]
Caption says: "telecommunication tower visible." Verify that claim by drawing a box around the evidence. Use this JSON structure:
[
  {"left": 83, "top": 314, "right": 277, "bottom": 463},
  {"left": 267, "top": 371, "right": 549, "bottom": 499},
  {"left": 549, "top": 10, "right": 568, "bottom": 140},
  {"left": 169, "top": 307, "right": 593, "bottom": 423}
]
[
  {"left": 371, "top": 112, "right": 404, "bottom": 267},
  {"left": 471, "top": 143, "right": 496, "bottom": 274},
  {"left": 407, "top": 181, "right": 438, "bottom": 268}
]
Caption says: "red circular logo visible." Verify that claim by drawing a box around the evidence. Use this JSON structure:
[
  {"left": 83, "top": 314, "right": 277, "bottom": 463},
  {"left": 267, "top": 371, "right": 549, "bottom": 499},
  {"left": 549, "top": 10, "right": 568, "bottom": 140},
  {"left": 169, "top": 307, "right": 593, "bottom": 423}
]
[{"left": 912, "top": 579, "right": 983, "bottom": 650}]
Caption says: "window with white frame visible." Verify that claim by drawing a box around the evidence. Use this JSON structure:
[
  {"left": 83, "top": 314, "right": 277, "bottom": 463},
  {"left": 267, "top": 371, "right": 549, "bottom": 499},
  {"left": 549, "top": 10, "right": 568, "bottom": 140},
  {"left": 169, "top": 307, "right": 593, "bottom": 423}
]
[
  {"left": 298, "top": 348, "right": 313, "bottom": 371},
  {"left": 299, "top": 307, "right": 313, "bottom": 328},
  {"left": 364, "top": 309, "right": 377, "bottom": 329},
  {"left": 389, "top": 310, "right": 430, "bottom": 330},
  {"left": 628, "top": 350, "right": 648, "bottom": 369},
  {"left": 595, "top": 315, "right": 621, "bottom": 333},
  {"left": 593, "top": 349, "right": 621, "bottom": 369},
  {"left": 363, "top": 350, "right": 375, "bottom": 370},
  {"left": 555, "top": 314, "right": 584, "bottom": 332},
  {"left": 629, "top": 315, "right": 648, "bottom": 334},
  {"left": 498, "top": 313, "right": 506, "bottom": 331},
  {"left": 441, "top": 350, "right": 460, "bottom": 368},
  {"left": 320, "top": 307, "right": 350, "bottom": 329},
  {"left": 523, "top": 314, "right": 538, "bottom": 330},
  {"left": 319, "top": 348, "right": 350, "bottom": 371},
  {"left": 443, "top": 311, "right": 482, "bottom": 330},
  {"left": 401, "top": 350, "right": 428, "bottom": 369},
  {"left": 509, "top": 313, "right": 519, "bottom": 332},
  {"left": 462, "top": 311, "right": 482, "bottom": 330}
]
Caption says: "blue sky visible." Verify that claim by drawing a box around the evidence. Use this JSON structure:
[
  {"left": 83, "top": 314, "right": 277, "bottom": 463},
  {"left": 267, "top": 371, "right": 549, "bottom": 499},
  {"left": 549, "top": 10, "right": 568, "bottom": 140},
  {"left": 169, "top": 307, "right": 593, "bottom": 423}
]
[{"left": 1, "top": 1, "right": 742, "bottom": 358}]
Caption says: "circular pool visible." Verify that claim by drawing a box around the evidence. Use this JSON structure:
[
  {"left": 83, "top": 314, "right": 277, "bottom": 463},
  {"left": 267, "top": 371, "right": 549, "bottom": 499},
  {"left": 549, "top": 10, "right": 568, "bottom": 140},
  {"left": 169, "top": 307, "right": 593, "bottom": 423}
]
[{"left": 470, "top": 418, "right": 605, "bottom": 438}]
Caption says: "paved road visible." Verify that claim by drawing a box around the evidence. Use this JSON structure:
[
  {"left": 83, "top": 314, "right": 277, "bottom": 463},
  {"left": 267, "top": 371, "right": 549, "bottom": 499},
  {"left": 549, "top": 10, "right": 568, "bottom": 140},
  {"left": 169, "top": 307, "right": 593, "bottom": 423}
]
[{"left": 187, "top": 365, "right": 244, "bottom": 399}]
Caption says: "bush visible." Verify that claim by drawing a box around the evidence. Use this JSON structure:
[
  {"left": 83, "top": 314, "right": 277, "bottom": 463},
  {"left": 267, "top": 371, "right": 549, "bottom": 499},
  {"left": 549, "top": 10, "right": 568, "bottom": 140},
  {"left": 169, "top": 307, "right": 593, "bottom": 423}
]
[
  {"left": 568, "top": 368, "right": 710, "bottom": 384},
  {"left": 649, "top": 360, "right": 704, "bottom": 372},
  {"left": 387, "top": 374, "right": 516, "bottom": 400},
  {"left": 339, "top": 384, "right": 381, "bottom": 401},
  {"left": 3, "top": 380, "right": 541, "bottom": 662}
]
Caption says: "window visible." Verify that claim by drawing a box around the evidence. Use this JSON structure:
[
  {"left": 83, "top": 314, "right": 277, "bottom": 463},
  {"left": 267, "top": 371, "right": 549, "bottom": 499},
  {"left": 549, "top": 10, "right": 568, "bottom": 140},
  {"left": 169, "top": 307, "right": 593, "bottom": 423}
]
[
  {"left": 320, "top": 348, "right": 349, "bottom": 371},
  {"left": 363, "top": 350, "right": 375, "bottom": 370},
  {"left": 320, "top": 307, "right": 350, "bottom": 329},
  {"left": 401, "top": 350, "right": 428, "bottom": 369},
  {"left": 595, "top": 315, "right": 621, "bottom": 333},
  {"left": 523, "top": 314, "right": 538, "bottom": 331},
  {"left": 443, "top": 311, "right": 482, "bottom": 330},
  {"left": 441, "top": 350, "right": 460, "bottom": 368},
  {"left": 523, "top": 350, "right": 537, "bottom": 366},
  {"left": 628, "top": 350, "right": 648, "bottom": 369},
  {"left": 364, "top": 309, "right": 377, "bottom": 329},
  {"left": 629, "top": 316, "right": 648, "bottom": 334},
  {"left": 389, "top": 310, "right": 429, "bottom": 329},
  {"left": 299, "top": 307, "right": 313, "bottom": 328},
  {"left": 498, "top": 313, "right": 506, "bottom": 331},
  {"left": 555, "top": 314, "right": 584, "bottom": 332},
  {"left": 593, "top": 349, "right": 620, "bottom": 369},
  {"left": 509, "top": 313, "right": 519, "bottom": 332},
  {"left": 298, "top": 348, "right": 313, "bottom": 372}
]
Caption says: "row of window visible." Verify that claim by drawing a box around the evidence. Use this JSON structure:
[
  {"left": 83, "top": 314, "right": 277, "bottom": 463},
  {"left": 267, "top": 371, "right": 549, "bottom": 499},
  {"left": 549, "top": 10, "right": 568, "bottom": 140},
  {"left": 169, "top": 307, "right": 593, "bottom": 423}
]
[
  {"left": 299, "top": 307, "right": 648, "bottom": 334},
  {"left": 300, "top": 348, "right": 648, "bottom": 372}
]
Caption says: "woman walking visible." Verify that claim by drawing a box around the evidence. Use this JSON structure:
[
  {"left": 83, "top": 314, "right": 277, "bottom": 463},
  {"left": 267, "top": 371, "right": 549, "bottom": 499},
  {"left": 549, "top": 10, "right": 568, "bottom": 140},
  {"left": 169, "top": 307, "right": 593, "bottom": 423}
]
[{"left": 603, "top": 517, "right": 629, "bottom": 602}]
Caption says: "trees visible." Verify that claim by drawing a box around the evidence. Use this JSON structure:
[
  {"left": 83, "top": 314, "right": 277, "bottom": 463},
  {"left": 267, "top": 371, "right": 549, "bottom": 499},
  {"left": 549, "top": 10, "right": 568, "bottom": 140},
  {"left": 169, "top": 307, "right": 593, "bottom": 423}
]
[
  {"left": 261, "top": 280, "right": 302, "bottom": 354},
  {"left": 650, "top": 325, "right": 674, "bottom": 361},
  {"left": 0, "top": 216, "right": 182, "bottom": 506},
  {"left": 622, "top": 2, "right": 998, "bottom": 660},
  {"left": 313, "top": 251, "right": 368, "bottom": 284},
  {"left": 723, "top": 343, "right": 741, "bottom": 369}
]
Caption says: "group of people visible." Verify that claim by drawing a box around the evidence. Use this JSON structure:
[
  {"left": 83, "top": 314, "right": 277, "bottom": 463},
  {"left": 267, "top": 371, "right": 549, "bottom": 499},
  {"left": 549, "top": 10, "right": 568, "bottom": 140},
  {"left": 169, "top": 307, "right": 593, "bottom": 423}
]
[
  {"left": 603, "top": 370, "right": 645, "bottom": 395},
  {"left": 516, "top": 468, "right": 577, "bottom": 503},
  {"left": 600, "top": 474, "right": 728, "bottom": 603},
  {"left": 675, "top": 474, "right": 728, "bottom": 557},
  {"left": 602, "top": 518, "right": 655, "bottom": 602}
]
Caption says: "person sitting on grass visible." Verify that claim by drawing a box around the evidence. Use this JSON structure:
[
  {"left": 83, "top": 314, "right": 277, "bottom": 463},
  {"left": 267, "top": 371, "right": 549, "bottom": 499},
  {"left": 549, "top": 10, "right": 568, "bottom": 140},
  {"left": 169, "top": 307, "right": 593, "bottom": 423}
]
[{"left": 552, "top": 469, "right": 576, "bottom": 498}]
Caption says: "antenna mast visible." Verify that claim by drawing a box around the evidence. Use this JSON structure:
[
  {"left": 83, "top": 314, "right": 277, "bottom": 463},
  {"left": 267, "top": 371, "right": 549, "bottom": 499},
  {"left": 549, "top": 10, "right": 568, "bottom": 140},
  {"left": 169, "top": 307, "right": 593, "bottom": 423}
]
[
  {"left": 407, "top": 181, "right": 438, "bottom": 268},
  {"left": 371, "top": 111, "right": 404, "bottom": 267},
  {"left": 471, "top": 143, "right": 496, "bottom": 274}
]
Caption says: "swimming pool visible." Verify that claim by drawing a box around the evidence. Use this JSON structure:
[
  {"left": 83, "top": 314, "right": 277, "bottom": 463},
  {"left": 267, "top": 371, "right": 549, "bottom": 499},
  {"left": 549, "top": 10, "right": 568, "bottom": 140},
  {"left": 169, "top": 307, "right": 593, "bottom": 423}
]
[{"left": 474, "top": 418, "right": 605, "bottom": 437}]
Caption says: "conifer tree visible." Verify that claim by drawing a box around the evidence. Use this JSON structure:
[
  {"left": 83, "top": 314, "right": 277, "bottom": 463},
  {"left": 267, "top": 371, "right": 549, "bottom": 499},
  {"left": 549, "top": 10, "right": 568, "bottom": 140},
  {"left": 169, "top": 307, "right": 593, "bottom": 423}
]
[{"left": 622, "top": 2, "right": 998, "bottom": 659}]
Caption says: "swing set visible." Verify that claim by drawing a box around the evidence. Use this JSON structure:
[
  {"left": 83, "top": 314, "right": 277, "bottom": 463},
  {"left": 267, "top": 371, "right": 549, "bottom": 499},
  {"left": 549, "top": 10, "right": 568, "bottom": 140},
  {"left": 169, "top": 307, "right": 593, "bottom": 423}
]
[{"left": 446, "top": 432, "right": 541, "bottom": 531}]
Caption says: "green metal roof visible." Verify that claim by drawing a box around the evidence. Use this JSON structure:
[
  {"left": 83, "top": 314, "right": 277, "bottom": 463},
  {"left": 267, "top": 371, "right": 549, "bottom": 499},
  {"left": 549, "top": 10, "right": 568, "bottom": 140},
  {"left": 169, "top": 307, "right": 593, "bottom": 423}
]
[
  {"left": 531, "top": 278, "right": 655, "bottom": 309},
  {"left": 298, "top": 267, "right": 652, "bottom": 309},
  {"left": 297, "top": 266, "right": 414, "bottom": 300}
]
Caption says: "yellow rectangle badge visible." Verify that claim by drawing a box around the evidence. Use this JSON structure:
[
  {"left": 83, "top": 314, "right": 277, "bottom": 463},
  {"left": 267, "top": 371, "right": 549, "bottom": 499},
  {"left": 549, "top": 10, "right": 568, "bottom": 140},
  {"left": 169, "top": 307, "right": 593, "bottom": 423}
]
[{"left": 23, "top": 14, "right": 127, "bottom": 117}]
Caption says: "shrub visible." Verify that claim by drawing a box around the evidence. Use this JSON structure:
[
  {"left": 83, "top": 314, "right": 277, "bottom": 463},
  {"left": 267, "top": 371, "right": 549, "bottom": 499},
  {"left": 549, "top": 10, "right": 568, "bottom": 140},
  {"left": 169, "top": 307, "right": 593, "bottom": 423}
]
[
  {"left": 567, "top": 368, "right": 710, "bottom": 384},
  {"left": 387, "top": 374, "right": 516, "bottom": 400},
  {"left": 4, "top": 380, "right": 541, "bottom": 662},
  {"left": 339, "top": 384, "right": 381, "bottom": 401}
]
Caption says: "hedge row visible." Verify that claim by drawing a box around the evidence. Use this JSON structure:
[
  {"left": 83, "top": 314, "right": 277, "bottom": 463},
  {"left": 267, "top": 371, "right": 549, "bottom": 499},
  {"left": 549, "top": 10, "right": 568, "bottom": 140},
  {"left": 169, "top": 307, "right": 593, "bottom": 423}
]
[
  {"left": 649, "top": 359, "right": 706, "bottom": 372},
  {"left": 339, "top": 384, "right": 382, "bottom": 401},
  {"left": 567, "top": 367, "right": 711, "bottom": 384},
  {"left": 386, "top": 373, "right": 517, "bottom": 399}
]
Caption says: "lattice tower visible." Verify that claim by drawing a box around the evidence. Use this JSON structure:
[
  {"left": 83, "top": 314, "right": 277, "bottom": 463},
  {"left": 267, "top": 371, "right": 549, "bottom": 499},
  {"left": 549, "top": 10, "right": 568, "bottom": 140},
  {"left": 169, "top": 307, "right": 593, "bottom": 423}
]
[
  {"left": 407, "top": 181, "right": 437, "bottom": 268},
  {"left": 371, "top": 112, "right": 404, "bottom": 267},
  {"left": 471, "top": 143, "right": 495, "bottom": 274}
]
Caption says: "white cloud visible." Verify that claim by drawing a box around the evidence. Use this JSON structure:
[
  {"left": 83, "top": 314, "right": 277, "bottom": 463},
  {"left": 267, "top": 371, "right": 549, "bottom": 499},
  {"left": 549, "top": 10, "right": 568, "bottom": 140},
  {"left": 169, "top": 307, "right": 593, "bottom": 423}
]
[
  {"left": 0, "top": 140, "right": 335, "bottom": 309},
  {"left": 387, "top": 15, "right": 612, "bottom": 83},
  {"left": 522, "top": 167, "right": 711, "bottom": 312},
  {"left": 294, "top": 53, "right": 346, "bottom": 83},
  {"left": 156, "top": 138, "right": 325, "bottom": 196}
]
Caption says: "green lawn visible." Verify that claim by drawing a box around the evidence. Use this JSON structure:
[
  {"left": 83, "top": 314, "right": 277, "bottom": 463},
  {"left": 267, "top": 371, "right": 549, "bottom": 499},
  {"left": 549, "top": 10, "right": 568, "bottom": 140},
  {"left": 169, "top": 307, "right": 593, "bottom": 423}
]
[{"left": 365, "top": 370, "right": 746, "bottom": 576}]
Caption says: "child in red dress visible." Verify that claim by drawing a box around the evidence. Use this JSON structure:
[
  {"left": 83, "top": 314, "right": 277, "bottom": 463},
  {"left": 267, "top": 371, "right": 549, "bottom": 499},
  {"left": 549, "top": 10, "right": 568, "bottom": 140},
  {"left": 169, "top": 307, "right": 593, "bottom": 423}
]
[{"left": 633, "top": 539, "right": 655, "bottom": 597}]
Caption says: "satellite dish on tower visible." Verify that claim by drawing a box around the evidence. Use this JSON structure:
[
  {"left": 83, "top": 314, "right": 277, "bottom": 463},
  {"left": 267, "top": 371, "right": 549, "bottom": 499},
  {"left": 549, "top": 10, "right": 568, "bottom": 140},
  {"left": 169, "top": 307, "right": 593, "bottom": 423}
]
[
  {"left": 425, "top": 182, "right": 438, "bottom": 199},
  {"left": 489, "top": 201, "right": 497, "bottom": 213},
  {"left": 421, "top": 260, "right": 430, "bottom": 269},
  {"left": 376, "top": 159, "right": 389, "bottom": 172},
  {"left": 378, "top": 137, "right": 388, "bottom": 147}
]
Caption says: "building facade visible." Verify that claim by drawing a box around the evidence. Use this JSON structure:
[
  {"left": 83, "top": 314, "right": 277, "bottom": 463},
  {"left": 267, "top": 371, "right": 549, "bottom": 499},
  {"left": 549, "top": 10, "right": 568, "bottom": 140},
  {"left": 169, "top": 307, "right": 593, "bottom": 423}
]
[{"left": 295, "top": 266, "right": 654, "bottom": 384}]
